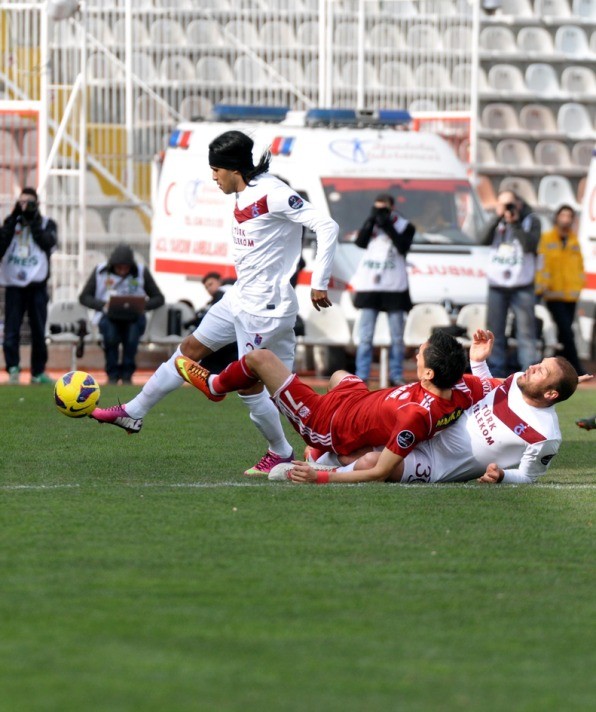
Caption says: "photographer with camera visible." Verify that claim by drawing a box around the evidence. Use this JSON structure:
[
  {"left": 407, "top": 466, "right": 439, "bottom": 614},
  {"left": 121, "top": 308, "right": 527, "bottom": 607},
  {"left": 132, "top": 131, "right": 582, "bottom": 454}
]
[
  {"left": 481, "top": 189, "right": 541, "bottom": 377},
  {"left": 350, "top": 193, "right": 415, "bottom": 386},
  {"left": 0, "top": 187, "right": 58, "bottom": 385}
]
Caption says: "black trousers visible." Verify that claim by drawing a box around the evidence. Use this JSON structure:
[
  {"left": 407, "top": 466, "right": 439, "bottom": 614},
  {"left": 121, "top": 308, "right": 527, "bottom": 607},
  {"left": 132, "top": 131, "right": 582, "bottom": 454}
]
[
  {"left": 545, "top": 300, "right": 585, "bottom": 375},
  {"left": 3, "top": 283, "right": 49, "bottom": 376}
]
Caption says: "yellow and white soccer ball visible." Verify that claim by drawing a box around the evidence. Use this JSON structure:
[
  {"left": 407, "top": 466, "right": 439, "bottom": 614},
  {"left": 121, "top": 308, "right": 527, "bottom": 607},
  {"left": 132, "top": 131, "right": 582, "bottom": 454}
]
[{"left": 54, "top": 371, "right": 100, "bottom": 418}]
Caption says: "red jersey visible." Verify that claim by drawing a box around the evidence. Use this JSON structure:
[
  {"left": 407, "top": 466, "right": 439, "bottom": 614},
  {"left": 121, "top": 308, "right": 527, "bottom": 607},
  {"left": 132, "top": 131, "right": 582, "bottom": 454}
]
[{"left": 274, "top": 374, "right": 494, "bottom": 458}]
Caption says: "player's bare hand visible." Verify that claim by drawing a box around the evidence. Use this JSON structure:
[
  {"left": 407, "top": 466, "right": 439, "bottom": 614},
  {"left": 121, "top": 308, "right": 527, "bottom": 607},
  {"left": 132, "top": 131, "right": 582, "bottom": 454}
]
[
  {"left": 478, "top": 463, "right": 504, "bottom": 484},
  {"left": 311, "top": 289, "right": 332, "bottom": 311},
  {"left": 469, "top": 329, "right": 495, "bottom": 362},
  {"left": 578, "top": 373, "right": 594, "bottom": 384},
  {"left": 288, "top": 460, "right": 318, "bottom": 483}
]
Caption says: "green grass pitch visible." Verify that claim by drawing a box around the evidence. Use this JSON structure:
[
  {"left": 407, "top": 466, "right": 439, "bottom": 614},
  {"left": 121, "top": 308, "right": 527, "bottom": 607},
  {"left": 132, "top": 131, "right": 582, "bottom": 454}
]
[{"left": 0, "top": 383, "right": 594, "bottom": 711}]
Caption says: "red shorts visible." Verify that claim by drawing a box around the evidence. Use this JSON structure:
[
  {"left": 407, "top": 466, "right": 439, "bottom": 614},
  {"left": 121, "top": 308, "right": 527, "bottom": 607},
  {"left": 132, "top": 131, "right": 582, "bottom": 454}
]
[{"left": 272, "top": 374, "right": 368, "bottom": 453}]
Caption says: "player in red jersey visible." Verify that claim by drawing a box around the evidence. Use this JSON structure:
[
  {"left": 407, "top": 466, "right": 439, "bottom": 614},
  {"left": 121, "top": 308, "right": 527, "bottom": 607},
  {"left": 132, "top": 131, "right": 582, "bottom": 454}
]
[{"left": 175, "top": 329, "right": 495, "bottom": 482}]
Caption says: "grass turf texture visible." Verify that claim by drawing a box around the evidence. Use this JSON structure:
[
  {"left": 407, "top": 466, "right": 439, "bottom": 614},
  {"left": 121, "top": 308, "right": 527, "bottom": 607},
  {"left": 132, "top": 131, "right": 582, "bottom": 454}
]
[{"left": 0, "top": 384, "right": 594, "bottom": 711}]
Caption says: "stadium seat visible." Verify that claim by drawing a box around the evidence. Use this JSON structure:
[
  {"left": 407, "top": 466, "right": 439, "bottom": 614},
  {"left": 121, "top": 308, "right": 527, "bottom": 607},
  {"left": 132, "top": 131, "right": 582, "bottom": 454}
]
[
  {"left": 407, "top": 24, "right": 442, "bottom": 50},
  {"left": 409, "top": 99, "right": 439, "bottom": 112},
  {"left": 379, "top": 61, "right": 415, "bottom": 89},
  {"left": 421, "top": 0, "right": 456, "bottom": 15},
  {"left": 516, "top": 27, "right": 554, "bottom": 55},
  {"left": 196, "top": 57, "right": 234, "bottom": 85},
  {"left": 554, "top": 25, "right": 590, "bottom": 57},
  {"left": 131, "top": 52, "right": 159, "bottom": 84},
  {"left": 479, "top": 26, "right": 517, "bottom": 53},
  {"left": 0, "top": 130, "right": 24, "bottom": 168},
  {"left": 534, "top": 140, "right": 572, "bottom": 168},
  {"left": 112, "top": 18, "right": 150, "bottom": 47},
  {"left": 557, "top": 102, "right": 593, "bottom": 136},
  {"left": 0, "top": 168, "right": 20, "bottom": 200},
  {"left": 403, "top": 304, "right": 451, "bottom": 349},
  {"left": 577, "top": 176, "right": 587, "bottom": 203},
  {"left": 367, "top": 22, "right": 404, "bottom": 50},
  {"left": 303, "top": 59, "right": 320, "bottom": 88},
  {"left": 86, "top": 18, "right": 115, "bottom": 48},
  {"left": 233, "top": 56, "right": 268, "bottom": 86},
  {"left": 443, "top": 25, "right": 473, "bottom": 52},
  {"left": 341, "top": 60, "right": 379, "bottom": 88},
  {"left": 380, "top": 0, "right": 418, "bottom": 16},
  {"left": 451, "top": 63, "right": 473, "bottom": 91},
  {"left": 107, "top": 207, "right": 149, "bottom": 239},
  {"left": 481, "top": 103, "right": 519, "bottom": 132},
  {"left": 145, "top": 304, "right": 196, "bottom": 350},
  {"left": 160, "top": 56, "right": 196, "bottom": 83},
  {"left": 498, "top": 0, "right": 534, "bottom": 16},
  {"left": 477, "top": 139, "right": 497, "bottom": 165},
  {"left": 271, "top": 59, "right": 306, "bottom": 87},
  {"left": 591, "top": 30, "right": 596, "bottom": 55},
  {"left": 572, "top": 0, "right": 596, "bottom": 17},
  {"left": 186, "top": 20, "right": 225, "bottom": 47},
  {"left": 68, "top": 208, "right": 107, "bottom": 239},
  {"left": 179, "top": 95, "right": 213, "bottom": 121},
  {"left": 496, "top": 139, "right": 535, "bottom": 168},
  {"left": 267, "top": 0, "right": 307, "bottom": 9},
  {"left": 334, "top": 21, "right": 359, "bottom": 48},
  {"left": 260, "top": 21, "right": 297, "bottom": 48},
  {"left": 561, "top": 66, "right": 596, "bottom": 95},
  {"left": 525, "top": 63, "right": 560, "bottom": 95},
  {"left": 571, "top": 141, "right": 594, "bottom": 168},
  {"left": 224, "top": 21, "right": 260, "bottom": 47},
  {"left": 149, "top": 19, "right": 187, "bottom": 47},
  {"left": 487, "top": 64, "right": 526, "bottom": 93},
  {"left": 296, "top": 21, "right": 319, "bottom": 48},
  {"left": 499, "top": 176, "right": 538, "bottom": 206},
  {"left": 455, "top": 303, "right": 487, "bottom": 346},
  {"left": 134, "top": 95, "right": 173, "bottom": 125},
  {"left": 87, "top": 52, "right": 124, "bottom": 82},
  {"left": 351, "top": 310, "right": 394, "bottom": 388},
  {"left": 46, "top": 301, "right": 93, "bottom": 371},
  {"left": 154, "top": 0, "right": 194, "bottom": 7},
  {"left": 534, "top": 0, "right": 571, "bottom": 17},
  {"left": 414, "top": 63, "right": 452, "bottom": 90},
  {"left": 519, "top": 104, "right": 557, "bottom": 133},
  {"left": 537, "top": 175, "right": 577, "bottom": 208}
]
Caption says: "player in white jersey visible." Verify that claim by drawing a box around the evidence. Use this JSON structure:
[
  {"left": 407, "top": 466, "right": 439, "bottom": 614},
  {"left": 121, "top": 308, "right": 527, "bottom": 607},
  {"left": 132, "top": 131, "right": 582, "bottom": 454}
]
[
  {"left": 285, "top": 330, "right": 581, "bottom": 484},
  {"left": 91, "top": 130, "right": 339, "bottom": 475}
]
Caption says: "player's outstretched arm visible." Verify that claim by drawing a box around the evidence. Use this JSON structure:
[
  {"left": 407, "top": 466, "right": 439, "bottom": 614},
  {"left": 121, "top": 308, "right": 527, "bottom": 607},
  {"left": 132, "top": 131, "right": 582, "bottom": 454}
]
[
  {"left": 289, "top": 448, "right": 401, "bottom": 484},
  {"left": 469, "top": 329, "right": 495, "bottom": 363},
  {"left": 477, "top": 463, "right": 504, "bottom": 484}
]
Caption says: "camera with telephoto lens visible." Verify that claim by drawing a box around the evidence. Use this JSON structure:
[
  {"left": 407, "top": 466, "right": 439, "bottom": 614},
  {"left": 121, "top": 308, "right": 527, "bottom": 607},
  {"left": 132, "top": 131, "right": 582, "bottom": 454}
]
[
  {"left": 504, "top": 202, "right": 517, "bottom": 212},
  {"left": 49, "top": 319, "right": 88, "bottom": 358}
]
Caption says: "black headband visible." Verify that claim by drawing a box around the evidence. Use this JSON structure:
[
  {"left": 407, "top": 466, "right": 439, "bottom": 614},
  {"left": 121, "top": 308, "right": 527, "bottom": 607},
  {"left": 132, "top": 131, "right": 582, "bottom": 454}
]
[{"left": 208, "top": 147, "right": 254, "bottom": 172}]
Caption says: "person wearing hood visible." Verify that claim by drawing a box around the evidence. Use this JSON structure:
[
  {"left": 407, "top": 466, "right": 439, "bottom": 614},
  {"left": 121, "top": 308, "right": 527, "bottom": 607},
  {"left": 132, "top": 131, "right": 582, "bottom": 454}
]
[
  {"left": 79, "top": 243, "right": 164, "bottom": 384},
  {"left": 0, "top": 187, "right": 58, "bottom": 385}
]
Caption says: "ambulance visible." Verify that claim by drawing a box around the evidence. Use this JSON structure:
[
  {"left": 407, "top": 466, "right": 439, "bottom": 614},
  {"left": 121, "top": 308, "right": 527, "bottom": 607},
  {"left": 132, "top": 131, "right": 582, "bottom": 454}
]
[
  {"left": 577, "top": 148, "right": 596, "bottom": 360},
  {"left": 150, "top": 105, "right": 489, "bottom": 315}
]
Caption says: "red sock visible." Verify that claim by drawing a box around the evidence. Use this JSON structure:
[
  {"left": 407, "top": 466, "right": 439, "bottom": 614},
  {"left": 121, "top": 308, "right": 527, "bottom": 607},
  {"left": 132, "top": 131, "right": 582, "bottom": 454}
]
[{"left": 212, "top": 356, "right": 259, "bottom": 393}]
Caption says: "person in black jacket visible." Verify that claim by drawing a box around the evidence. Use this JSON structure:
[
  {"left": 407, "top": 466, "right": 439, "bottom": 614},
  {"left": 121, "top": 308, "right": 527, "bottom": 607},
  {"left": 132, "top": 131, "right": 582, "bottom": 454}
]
[
  {"left": 79, "top": 243, "right": 164, "bottom": 384},
  {"left": 350, "top": 193, "right": 415, "bottom": 386},
  {"left": 0, "top": 188, "right": 58, "bottom": 384}
]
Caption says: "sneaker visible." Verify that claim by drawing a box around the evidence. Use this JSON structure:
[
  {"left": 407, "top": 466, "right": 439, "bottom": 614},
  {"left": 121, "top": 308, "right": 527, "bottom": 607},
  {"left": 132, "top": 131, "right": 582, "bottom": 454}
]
[
  {"left": 90, "top": 404, "right": 143, "bottom": 434},
  {"left": 8, "top": 366, "right": 20, "bottom": 385},
  {"left": 31, "top": 372, "right": 55, "bottom": 385},
  {"left": 576, "top": 415, "right": 596, "bottom": 431},
  {"left": 244, "top": 450, "right": 294, "bottom": 477},
  {"left": 175, "top": 356, "right": 225, "bottom": 402},
  {"left": 268, "top": 462, "right": 337, "bottom": 482}
]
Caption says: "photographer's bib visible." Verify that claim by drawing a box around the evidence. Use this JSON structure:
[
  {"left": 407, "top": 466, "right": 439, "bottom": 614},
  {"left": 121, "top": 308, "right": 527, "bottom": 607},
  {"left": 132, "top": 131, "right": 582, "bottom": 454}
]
[
  {"left": 487, "top": 239, "right": 535, "bottom": 289},
  {"left": 0, "top": 221, "right": 50, "bottom": 286},
  {"left": 350, "top": 233, "right": 408, "bottom": 293}
]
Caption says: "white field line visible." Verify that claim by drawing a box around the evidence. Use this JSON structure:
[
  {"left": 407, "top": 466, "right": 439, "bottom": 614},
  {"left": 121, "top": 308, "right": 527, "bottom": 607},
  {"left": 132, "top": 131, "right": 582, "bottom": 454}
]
[{"left": 1, "top": 482, "right": 595, "bottom": 491}]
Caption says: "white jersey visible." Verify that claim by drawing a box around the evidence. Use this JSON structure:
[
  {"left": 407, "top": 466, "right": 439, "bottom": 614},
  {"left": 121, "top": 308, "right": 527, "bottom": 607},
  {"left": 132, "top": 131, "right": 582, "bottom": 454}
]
[
  {"left": 402, "top": 374, "right": 562, "bottom": 484},
  {"left": 226, "top": 173, "right": 338, "bottom": 319}
]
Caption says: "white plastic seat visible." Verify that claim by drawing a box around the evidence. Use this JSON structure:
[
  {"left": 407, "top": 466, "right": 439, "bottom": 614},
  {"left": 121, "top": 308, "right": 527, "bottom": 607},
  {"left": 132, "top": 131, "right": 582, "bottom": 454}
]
[
  {"left": 499, "top": 177, "right": 538, "bottom": 206},
  {"left": 534, "top": 0, "right": 571, "bottom": 17},
  {"left": 87, "top": 52, "right": 124, "bottom": 82},
  {"left": 554, "top": 25, "right": 590, "bottom": 56},
  {"left": 145, "top": 304, "right": 195, "bottom": 349},
  {"left": 233, "top": 56, "right": 267, "bottom": 86},
  {"left": 112, "top": 18, "right": 150, "bottom": 47},
  {"left": 107, "top": 207, "right": 149, "bottom": 241},
  {"left": 516, "top": 27, "right": 554, "bottom": 55},
  {"left": 334, "top": 21, "right": 359, "bottom": 48},
  {"left": 134, "top": 95, "right": 173, "bottom": 125},
  {"left": 571, "top": 141, "right": 594, "bottom": 168},
  {"left": 86, "top": 18, "right": 115, "bottom": 48},
  {"left": 303, "top": 59, "right": 320, "bottom": 88},
  {"left": 495, "top": 139, "right": 535, "bottom": 168},
  {"left": 380, "top": 0, "right": 418, "bottom": 16},
  {"left": 414, "top": 63, "right": 452, "bottom": 90},
  {"left": 479, "top": 26, "right": 517, "bottom": 53},
  {"left": 154, "top": 0, "right": 194, "bottom": 7},
  {"left": 519, "top": 104, "right": 557, "bottom": 133},
  {"left": 196, "top": 57, "right": 234, "bottom": 85},
  {"left": 534, "top": 140, "right": 572, "bottom": 168},
  {"left": 150, "top": 19, "right": 187, "bottom": 47},
  {"left": 407, "top": 24, "right": 442, "bottom": 50},
  {"left": 260, "top": 21, "right": 296, "bottom": 48},
  {"left": 68, "top": 208, "right": 106, "bottom": 239},
  {"left": 538, "top": 175, "right": 577, "bottom": 208},
  {"left": 557, "top": 102, "right": 593, "bottom": 136},
  {"left": 186, "top": 20, "right": 224, "bottom": 47},
  {"left": 498, "top": 0, "right": 534, "bottom": 16},
  {"left": 572, "top": 0, "right": 596, "bottom": 18},
  {"left": 270, "top": 59, "right": 306, "bottom": 87},
  {"left": 0, "top": 168, "right": 20, "bottom": 199},
  {"left": 131, "top": 52, "right": 159, "bottom": 84},
  {"left": 487, "top": 64, "right": 526, "bottom": 93},
  {"left": 525, "top": 63, "right": 560, "bottom": 95},
  {"left": 452, "top": 63, "right": 473, "bottom": 91},
  {"left": 296, "top": 21, "right": 319, "bottom": 48},
  {"left": 409, "top": 99, "right": 439, "bottom": 112},
  {"left": 179, "top": 95, "right": 213, "bottom": 121},
  {"left": 160, "top": 56, "right": 196, "bottom": 83},
  {"left": 379, "top": 61, "right": 415, "bottom": 89},
  {"left": 477, "top": 139, "right": 497, "bottom": 165},
  {"left": 443, "top": 25, "right": 472, "bottom": 51},
  {"left": 298, "top": 304, "right": 352, "bottom": 347},
  {"left": 561, "top": 66, "right": 596, "bottom": 95},
  {"left": 403, "top": 303, "right": 451, "bottom": 348},
  {"left": 46, "top": 301, "right": 93, "bottom": 371},
  {"left": 341, "top": 60, "right": 379, "bottom": 88},
  {"left": 455, "top": 303, "right": 487, "bottom": 346},
  {"left": 481, "top": 103, "right": 519, "bottom": 132},
  {"left": 224, "top": 20, "right": 260, "bottom": 47},
  {"left": 367, "top": 23, "right": 404, "bottom": 49}
]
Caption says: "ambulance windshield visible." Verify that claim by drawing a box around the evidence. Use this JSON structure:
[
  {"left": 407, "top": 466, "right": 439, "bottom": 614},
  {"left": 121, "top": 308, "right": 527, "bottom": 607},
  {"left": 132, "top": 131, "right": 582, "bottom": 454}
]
[{"left": 321, "top": 178, "right": 487, "bottom": 245}]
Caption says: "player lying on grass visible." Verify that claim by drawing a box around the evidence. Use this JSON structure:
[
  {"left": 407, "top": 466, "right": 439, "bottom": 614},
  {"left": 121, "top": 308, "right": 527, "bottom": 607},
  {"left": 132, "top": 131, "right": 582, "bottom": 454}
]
[
  {"left": 286, "top": 334, "right": 584, "bottom": 485},
  {"left": 175, "top": 329, "right": 499, "bottom": 482}
]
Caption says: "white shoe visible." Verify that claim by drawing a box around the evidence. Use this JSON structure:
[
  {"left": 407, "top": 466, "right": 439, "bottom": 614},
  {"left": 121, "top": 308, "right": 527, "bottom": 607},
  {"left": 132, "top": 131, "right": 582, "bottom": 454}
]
[{"left": 268, "top": 462, "right": 337, "bottom": 482}]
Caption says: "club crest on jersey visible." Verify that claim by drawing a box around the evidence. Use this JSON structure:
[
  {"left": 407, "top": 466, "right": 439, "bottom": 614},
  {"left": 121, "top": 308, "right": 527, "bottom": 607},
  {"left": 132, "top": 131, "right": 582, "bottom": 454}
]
[
  {"left": 396, "top": 430, "right": 416, "bottom": 449},
  {"left": 254, "top": 334, "right": 263, "bottom": 346},
  {"left": 288, "top": 195, "right": 303, "bottom": 209},
  {"left": 513, "top": 423, "right": 527, "bottom": 436}
]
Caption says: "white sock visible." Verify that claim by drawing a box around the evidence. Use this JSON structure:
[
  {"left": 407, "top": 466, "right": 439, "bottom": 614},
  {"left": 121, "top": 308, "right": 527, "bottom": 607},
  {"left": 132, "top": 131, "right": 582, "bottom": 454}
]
[
  {"left": 314, "top": 452, "right": 341, "bottom": 467},
  {"left": 125, "top": 347, "right": 184, "bottom": 418},
  {"left": 239, "top": 391, "right": 293, "bottom": 457},
  {"left": 336, "top": 462, "right": 356, "bottom": 473}
]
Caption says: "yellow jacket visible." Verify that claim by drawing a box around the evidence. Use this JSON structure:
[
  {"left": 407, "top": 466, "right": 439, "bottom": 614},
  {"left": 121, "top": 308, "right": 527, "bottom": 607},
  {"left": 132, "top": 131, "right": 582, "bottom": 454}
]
[{"left": 535, "top": 228, "right": 585, "bottom": 302}]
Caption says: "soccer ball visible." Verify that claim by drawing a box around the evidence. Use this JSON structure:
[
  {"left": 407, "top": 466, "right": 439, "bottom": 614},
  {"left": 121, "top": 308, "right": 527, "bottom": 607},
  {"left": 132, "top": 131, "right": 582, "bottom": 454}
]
[{"left": 54, "top": 371, "right": 100, "bottom": 418}]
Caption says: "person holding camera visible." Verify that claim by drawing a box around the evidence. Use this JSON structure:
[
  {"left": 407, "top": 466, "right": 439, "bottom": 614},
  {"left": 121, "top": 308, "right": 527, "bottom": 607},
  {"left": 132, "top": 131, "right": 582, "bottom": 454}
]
[
  {"left": 79, "top": 243, "right": 164, "bottom": 384},
  {"left": 350, "top": 193, "right": 415, "bottom": 386},
  {"left": 0, "top": 187, "right": 58, "bottom": 385},
  {"left": 481, "top": 190, "right": 541, "bottom": 377}
]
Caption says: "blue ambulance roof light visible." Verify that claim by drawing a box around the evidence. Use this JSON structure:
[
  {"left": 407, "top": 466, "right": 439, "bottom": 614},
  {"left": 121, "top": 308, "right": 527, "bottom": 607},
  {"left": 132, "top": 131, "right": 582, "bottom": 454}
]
[
  {"left": 306, "top": 109, "right": 358, "bottom": 125},
  {"left": 378, "top": 109, "right": 411, "bottom": 125},
  {"left": 212, "top": 104, "right": 289, "bottom": 123}
]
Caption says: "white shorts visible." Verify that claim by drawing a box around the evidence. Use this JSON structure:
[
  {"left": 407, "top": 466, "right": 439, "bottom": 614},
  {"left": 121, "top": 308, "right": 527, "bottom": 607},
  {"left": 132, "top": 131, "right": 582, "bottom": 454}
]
[
  {"left": 194, "top": 291, "right": 296, "bottom": 369},
  {"left": 400, "top": 445, "right": 437, "bottom": 484}
]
